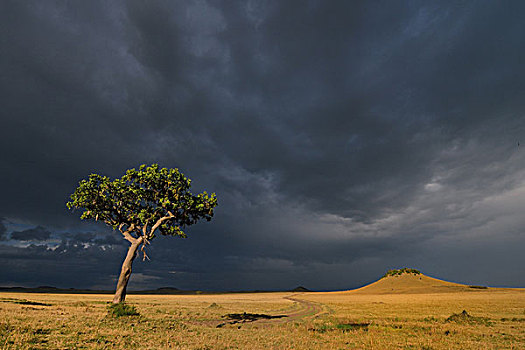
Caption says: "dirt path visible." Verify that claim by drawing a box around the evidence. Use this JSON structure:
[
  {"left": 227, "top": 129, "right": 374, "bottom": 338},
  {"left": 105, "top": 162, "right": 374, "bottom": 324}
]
[
  {"left": 281, "top": 294, "right": 325, "bottom": 321},
  {"left": 215, "top": 293, "right": 327, "bottom": 328}
]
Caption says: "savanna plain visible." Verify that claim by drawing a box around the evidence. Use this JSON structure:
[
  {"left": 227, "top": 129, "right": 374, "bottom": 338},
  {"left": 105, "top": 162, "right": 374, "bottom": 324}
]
[{"left": 1, "top": 275, "right": 524, "bottom": 349}]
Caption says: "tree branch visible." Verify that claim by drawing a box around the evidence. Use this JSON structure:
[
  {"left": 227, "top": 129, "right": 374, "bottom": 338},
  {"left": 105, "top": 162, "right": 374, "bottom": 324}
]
[
  {"left": 140, "top": 243, "right": 150, "bottom": 261},
  {"left": 142, "top": 220, "right": 149, "bottom": 237},
  {"left": 147, "top": 212, "right": 175, "bottom": 239},
  {"left": 122, "top": 231, "right": 137, "bottom": 243},
  {"left": 120, "top": 223, "right": 137, "bottom": 243}
]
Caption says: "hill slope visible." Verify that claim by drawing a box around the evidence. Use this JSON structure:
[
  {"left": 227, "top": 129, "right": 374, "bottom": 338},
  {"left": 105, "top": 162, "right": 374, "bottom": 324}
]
[{"left": 349, "top": 273, "right": 473, "bottom": 294}]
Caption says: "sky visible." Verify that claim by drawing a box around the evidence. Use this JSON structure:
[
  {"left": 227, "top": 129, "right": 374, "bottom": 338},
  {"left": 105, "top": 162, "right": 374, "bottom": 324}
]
[{"left": 1, "top": 1, "right": 524, "bottom": 292}]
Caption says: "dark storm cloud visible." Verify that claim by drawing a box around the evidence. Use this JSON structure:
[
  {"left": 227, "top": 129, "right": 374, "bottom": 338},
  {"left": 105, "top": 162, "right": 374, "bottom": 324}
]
[
  {"left": 0, "top": 219, "right": 6, "bottom": 241},
  {"left": 0, "top": 241, "right": 127, "bottom": 289},
  {"left": 213, "top": 1, "right": 525, "bottom": 220},
  {"left": 1, "top": 1, "right": 524, "bottom": 290},
  {"left": 10, "top": 226, "right": 51, "bottom": 241}
]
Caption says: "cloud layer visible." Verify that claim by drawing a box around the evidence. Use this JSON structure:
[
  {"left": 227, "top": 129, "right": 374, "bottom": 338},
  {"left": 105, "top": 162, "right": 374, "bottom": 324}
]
[{"left": 1, "top": 1, "right": 524, "bottom": 290}]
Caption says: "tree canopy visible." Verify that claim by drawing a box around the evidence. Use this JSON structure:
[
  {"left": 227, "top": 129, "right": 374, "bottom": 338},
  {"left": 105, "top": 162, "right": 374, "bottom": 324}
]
[{"left": 67, "top": 164, "right": 217, "bottom": 243}]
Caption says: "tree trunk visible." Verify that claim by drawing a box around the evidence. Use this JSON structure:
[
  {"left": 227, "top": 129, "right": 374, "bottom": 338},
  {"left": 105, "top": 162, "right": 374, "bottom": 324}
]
[{"left": 112, "top": 238, "right": 142, "bottom": 304}]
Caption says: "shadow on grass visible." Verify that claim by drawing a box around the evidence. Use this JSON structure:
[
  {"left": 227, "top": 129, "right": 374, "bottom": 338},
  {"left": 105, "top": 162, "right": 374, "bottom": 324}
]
[
  {"left": 0, "top": 298, "right": 51, "bottom": 306},
  {"left": 216, "top": 312, "right": 287, "bottom": 328}
]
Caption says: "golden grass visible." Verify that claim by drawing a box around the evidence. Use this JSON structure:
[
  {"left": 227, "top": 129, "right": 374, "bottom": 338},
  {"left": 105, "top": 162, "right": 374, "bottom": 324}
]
[{"left": 1, "top": 285, "right": 523, "bottom": 349}]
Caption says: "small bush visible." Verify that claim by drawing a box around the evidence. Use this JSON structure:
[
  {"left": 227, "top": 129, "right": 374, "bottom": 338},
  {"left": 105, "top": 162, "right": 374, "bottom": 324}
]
[{"left": 107, "top": 303, "right": 139, "bottom": 317}]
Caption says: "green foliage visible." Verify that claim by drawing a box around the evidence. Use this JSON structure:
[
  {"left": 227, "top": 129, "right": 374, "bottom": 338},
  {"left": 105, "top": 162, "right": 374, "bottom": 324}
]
[
  {"left": 107, "top": 303, "right": 139, "bottom": 317},
  {"left": 67, "top": 164, "right": 218, "bottom": 239},
  {"left": 382, "top": 268, "right": 421, "bottom": 278}
]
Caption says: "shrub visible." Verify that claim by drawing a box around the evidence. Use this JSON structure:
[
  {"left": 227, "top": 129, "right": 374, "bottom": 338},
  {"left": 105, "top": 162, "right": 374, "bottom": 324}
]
[{"left": 107, "top": 303, "right": 139, "bottom": 317}]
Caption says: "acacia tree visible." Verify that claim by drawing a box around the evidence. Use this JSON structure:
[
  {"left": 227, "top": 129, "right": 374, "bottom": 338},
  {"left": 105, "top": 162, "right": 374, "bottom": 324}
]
[{"left": 67, "top": 164, "right": 217, "bottom": 303}]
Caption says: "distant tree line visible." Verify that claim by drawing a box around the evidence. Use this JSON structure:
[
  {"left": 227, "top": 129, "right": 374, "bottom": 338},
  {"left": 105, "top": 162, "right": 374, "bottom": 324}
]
[{"left": 382, "top": 268, "right": 421, "bottom": 278}]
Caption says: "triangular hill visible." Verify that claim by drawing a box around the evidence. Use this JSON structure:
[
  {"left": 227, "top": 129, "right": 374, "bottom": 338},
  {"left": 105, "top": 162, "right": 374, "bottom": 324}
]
[{"left": 350, "top": 268, "right": 473, "bottom": 294}]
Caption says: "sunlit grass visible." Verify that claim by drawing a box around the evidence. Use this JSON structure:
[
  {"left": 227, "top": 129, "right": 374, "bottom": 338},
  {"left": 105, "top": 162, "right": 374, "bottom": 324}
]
[{"left": 0, "top": 289, "right": 523, "bottom": 349}]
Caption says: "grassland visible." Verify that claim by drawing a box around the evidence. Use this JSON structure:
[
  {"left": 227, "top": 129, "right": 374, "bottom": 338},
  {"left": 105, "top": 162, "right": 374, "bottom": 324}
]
[{"left": 1, "top": 276, "right": 524, "bottom": 349}]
